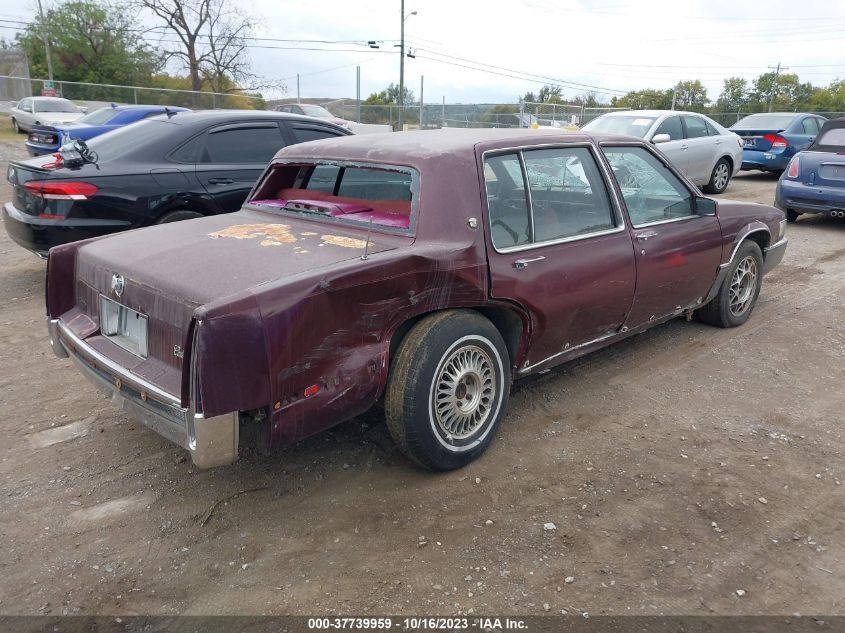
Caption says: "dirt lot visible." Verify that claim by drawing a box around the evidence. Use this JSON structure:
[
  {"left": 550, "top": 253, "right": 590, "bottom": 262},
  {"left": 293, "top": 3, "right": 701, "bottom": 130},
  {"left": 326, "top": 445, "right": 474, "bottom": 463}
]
[{"left": 1, "top": 141, "right": 844, "bottom": 618}]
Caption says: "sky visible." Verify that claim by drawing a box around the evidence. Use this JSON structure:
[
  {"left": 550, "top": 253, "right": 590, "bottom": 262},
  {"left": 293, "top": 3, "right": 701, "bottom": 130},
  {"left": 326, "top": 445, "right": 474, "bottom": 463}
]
[{"left": 5, "top": 0, "right": 845, "bottom": 105}]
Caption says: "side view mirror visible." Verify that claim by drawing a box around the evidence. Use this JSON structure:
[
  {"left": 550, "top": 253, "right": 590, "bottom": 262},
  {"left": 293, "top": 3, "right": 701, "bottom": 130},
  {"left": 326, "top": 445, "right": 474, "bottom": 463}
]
[
  {"left": 79, "top": 106, "right": 88, "bottom": 114},
  {"left": 652, "top": 133, "right": 671, "bottom": 144},
  {"left": 695, "top": 196, "right": 717, "bottom": 216}
]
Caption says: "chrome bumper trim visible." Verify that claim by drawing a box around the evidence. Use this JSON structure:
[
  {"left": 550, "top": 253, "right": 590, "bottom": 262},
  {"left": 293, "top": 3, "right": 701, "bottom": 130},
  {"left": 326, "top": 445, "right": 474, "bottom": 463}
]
[{"left": 49, "top": 318, "right": 238, "bottom": 467}]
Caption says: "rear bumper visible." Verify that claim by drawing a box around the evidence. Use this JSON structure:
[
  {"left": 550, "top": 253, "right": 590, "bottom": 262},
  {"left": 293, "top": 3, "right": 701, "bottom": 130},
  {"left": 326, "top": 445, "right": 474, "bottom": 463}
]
[
  {"left": 3, "top": 202, "right": 130, "bottom": 255},
  {"left": 49, "top": 318, "right": 238, "bottom": 468},
  {"left": 776, "top": 180, "right": 845, "bottom": 215},
  {"left": 741, "top": 149, "right": 790, "bottom": 172}
]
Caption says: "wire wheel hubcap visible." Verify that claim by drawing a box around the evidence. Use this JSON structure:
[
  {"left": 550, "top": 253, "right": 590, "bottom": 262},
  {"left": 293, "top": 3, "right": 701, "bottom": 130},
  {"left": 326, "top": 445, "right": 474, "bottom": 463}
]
[
  {"left": 433, "top": 345, "right": 496, "bottom": 440},
  {"left": 729, "top": 255, "right": 758, "bottom": 316},
  {"left": 714, "top": 163, "right": 729, "bottom": 189}
]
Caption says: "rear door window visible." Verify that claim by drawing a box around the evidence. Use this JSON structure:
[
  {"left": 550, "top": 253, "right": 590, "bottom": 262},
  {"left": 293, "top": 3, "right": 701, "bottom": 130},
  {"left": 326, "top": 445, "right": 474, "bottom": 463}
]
[
  {"left": 683, "top": 116, "right": 709, "bottom": 139},
  {"left": 203, "top": 124, "right": 285, "bottom": 164},
  {"left": 802, "top": 118, "right": 820, "bottom": 135},
  {"left": 289, "top": 125, "right": 346, "bottom": 144}
]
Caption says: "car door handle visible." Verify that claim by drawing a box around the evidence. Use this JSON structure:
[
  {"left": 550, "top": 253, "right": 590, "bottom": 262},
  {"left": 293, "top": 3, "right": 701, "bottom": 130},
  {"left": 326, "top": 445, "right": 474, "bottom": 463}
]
[
  {"left": 634, "top": 230, "right": 658, "bottom": 241},
  {"left": 513, "top": 256, "right": 545, "bottom": 269},
  {"left": 207, "top": 177, "right": 233, "bottom": 185},
  {"left": 680, "top": 144, "right": 688, "bottom": 150},
  {"left": 714, "top": 140, "right": 722, "bottom": 145}
]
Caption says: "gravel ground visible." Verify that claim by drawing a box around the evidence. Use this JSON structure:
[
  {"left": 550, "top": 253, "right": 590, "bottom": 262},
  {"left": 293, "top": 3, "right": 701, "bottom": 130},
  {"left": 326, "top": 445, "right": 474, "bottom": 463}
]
[{"left": 1, "top": 141, "right": 844, "bottom": 617}]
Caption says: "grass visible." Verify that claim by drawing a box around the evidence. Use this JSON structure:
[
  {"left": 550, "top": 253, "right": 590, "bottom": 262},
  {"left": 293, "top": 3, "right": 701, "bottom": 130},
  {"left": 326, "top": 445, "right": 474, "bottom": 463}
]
[{"left": 0, "top": 113, "right": 25, "bottom": 143}]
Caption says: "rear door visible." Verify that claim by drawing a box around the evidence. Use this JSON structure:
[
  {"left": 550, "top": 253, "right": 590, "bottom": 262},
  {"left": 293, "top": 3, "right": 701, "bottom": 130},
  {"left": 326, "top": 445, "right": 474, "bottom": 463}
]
[
  {"left": 483, "top": 144, "right": 636, "bottom": 372},
  {"left": 195, "top": 121, "right": 287, "bottom": 212},
  {"left": 602, "top": 144, "right": 723, "bottom": 327}
]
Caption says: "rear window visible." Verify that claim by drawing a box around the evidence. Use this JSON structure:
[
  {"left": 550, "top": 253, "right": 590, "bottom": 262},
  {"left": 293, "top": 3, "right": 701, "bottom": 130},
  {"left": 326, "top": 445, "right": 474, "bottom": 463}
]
[
  {"left": 815, "top": 127, "right": 845, "bottom": 147},
  {"left": 732, "top": 113, "right": 795, "bottom": 131},
  {"left": 76, "top": 108, "right": 119, "bottom": 126},
  {"left": 34, "top": 98, "right": 80, "bottom": 113},
  {"left": 249, "top": 162, "right": 417, "bottom": 233},
  {"left": 83, "top": 119, "right": 183, "bottom": 162},
  {"left": 581, "top": 115, "right": 657, "bottom": 138}
]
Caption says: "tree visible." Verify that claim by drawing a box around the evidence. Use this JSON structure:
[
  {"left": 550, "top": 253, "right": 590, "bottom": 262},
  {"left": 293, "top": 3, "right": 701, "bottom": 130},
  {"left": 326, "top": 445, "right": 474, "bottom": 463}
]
[
  {"left": 522, "top": 84, "right": 562, "bottom": 104},
  {"left": 611, "top": 88, "right": 673, "bottom": 110},
  {"left": 673, "top": 80, "right": 708, "bottom": 111},
  {"left": 716, "top": 77, "right": 748, "bottom": 112},
  {"left": 16, "top": 0, "right": 160, "bottom": 85},
  {"left": 134, "top": 0, "right": 255, "bottom": 94}
]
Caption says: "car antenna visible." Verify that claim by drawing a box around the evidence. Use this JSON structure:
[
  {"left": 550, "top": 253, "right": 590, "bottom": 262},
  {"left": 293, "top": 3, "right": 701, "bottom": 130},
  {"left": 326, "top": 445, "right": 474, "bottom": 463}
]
[
  {"left": 164, "top": 107, "right": 177, "bottom": 118},
  {"left": 360, "top": 216, "right": 374, "bottom": 261}
]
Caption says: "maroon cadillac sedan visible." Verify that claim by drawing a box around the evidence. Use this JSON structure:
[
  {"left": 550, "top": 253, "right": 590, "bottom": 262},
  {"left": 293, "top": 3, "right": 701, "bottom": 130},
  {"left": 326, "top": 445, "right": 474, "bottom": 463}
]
[{"left": 45, "top": 129, "right": 787, "bottom": 471}]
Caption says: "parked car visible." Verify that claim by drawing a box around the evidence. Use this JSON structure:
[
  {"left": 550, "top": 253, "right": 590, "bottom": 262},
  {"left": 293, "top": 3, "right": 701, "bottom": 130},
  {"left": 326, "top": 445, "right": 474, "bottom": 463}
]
[
  {"left": 44, "top": 129, "right": 787, "bottom": 470},
  {"left": 10, "top": 97, "right": 85, "bottom": 133},
  {"left": 776, "top": 117, "right": 845, "bottom": 222},
  {"left": 25, "top": 104, "right": 191, "bottom": 156},
  {"left": 274, "top": 103, "right": 352, "bottom": 129},
  {"left": 583, "top": 110, "right": 743, "bottom": 194},
  {"left": 3, "top": 110, "right": 351, "bottom": 257},
  {"left": 730, "top": 112, "right": 827, "bottom": 173}
]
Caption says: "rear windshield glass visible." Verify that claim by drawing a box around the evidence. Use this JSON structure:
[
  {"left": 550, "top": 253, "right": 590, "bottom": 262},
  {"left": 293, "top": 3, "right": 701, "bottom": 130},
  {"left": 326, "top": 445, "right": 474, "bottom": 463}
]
[
  {"left": 300, "top": 105, "right": 333, "bottom": 117},
  {"left": 732, "top": 113, "right": 795, "bottom": 131},
  {"left": 582, "top": 115, "right": 656, "bottom": 138},
  {"left": 249, "top": 162, "right": 418, "bottom": 234},
  {"left": 35, "top": 98, "right": 80, "bottom": 113},
  {"left": 76, "top": 108, "right": 119, "bottom": 126},
  {"left": 83, "top": 118, "right": 183, "bottom": 162}
]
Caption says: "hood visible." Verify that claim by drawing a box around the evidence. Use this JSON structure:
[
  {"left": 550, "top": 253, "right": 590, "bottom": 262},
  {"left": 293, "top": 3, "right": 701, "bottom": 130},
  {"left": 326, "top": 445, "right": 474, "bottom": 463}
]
[
  {"left": 33, "top": 112, "right": 84, "bottom": 125},
  {"left": 75, "top": 208, "right": 397, "bottom": 309}
]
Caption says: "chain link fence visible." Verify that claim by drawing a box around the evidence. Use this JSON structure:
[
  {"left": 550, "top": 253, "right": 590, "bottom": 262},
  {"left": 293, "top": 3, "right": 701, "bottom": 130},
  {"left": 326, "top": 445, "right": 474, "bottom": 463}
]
[
  {"left": 0, "top": 75, "right": 265, "bottom": 110},
  {"left": 708, "top": 111, "right": 845, "bottom": 127}
]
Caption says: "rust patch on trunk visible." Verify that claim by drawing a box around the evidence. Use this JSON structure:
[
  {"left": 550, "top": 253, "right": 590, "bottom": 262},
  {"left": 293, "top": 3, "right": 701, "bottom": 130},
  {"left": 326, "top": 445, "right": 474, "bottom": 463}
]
[
  {"left": 320, "top": 235, "right": 368, "bottom": 249},
  {"left": 209, "top": 223, "right": 297, "bottom": 245}
]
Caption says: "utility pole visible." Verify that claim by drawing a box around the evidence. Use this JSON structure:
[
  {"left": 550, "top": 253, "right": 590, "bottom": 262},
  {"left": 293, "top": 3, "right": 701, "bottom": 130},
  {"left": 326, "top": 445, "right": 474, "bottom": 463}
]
[
  {"left": 767, "top": 62, "right": 788, "bottom": 113},
  {"left": 419, "top": 75, "right": 424, "bottom": 129},
  {"left": 356, "top": 66, "right": 361, "bottom": 123},
  {"left": 671, "top": 84, "right": 677, "bottom": 110},
  {"left": 36, "top": 0, "right": 54, "bottom": 82},
  {"left": 399, "top": 0, "right": 405, "bottom": 131},
  {"left": 297, "top": 74, "right": 300, "bottom": 104}
]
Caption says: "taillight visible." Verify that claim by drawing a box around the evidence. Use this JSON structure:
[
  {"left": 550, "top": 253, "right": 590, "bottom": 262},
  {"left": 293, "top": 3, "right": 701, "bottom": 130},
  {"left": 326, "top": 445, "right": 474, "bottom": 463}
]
[
  {"left": 787, "top": 155, "right": 800, "bottom": 178},
  {"left": 764, "top": 134, "right": 788, "bottom": 149},
  {"left": 23, "top": 181, "right": 98, "bottom": 200}
]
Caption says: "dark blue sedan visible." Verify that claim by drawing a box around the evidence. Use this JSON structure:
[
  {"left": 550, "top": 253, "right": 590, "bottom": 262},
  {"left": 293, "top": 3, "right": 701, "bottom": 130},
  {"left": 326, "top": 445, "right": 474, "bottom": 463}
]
[
  {"left": 25, "top": 104, "right": 189, "bottom": 156},
  {"left": 776, "top": 117, "right": 845, "bottom": 223},
  {"left": 730, "top": 112, "right": 827, "bottom": 173}
]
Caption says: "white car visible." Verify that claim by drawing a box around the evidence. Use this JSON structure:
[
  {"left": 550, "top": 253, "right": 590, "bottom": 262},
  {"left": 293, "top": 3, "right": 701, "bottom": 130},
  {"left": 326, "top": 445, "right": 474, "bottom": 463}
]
[
  {"left": 10, "top": 97, "right": 85, "bottom": 133},
  {"left": 583, "top": 110, "right": 744, "bottom": 194},
  {"left": 273, "top": 103, "right": 352, "bottom": 129}
]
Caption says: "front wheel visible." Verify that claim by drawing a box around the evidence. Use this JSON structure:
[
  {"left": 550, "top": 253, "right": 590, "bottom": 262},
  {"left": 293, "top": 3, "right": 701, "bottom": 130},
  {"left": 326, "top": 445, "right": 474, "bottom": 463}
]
[
  {"left": 703, "top": 158, "right": 731, "bottom": 194},
  {"left": 385, "top": 310, "right": 511, "bottom": 471},
  {"left": 11, "top": 118, "right": 20, "bottom": 134},
  {"left": 156, "top": 209, "right": 203, "bottom": 224},
  {"left": 786, "top": 209, "right": 800, "bottom": 223},
  {"left": 697, "top": 241, "right": 763, "bottom": 328}
]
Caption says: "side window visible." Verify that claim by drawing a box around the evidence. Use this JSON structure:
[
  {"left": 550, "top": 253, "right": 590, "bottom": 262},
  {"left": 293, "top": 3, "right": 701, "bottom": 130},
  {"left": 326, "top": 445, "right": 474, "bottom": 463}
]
[
  {"left": 484, "top": 153, "right": 531, "bottom": 249},
  {"left": 203, "top": 125, "right": 285, "bottom": 164},
  {"left": 683, "top": 116, "right": 708, "bottom": 139},
  {"left": 802, "top": 118, "right": 819, "bottom": 135},
  {"left": 602, "top": 146, "right": 694, "bottom": 226},
  {"left": 337, "top": 168, "right": 412, "bottom": 200},
  {"left": 306, "top": 165, "right": 340, "bottom": 193},
  {"left": 290, "top": 126, "right": 344, "bottom": 144},
  {"left": 522, "top": 147, "right": 616, "bottom": 242},
  {"left": 19, "top": 98, "right": 30, "bottom": 112},
  {"left": 653, "top": 116, "right": 683, "bottom": 141},
  {"left": 170, "top": 134, "right": 204, "bottom": 163},
  {"left": 704, "top": 119, "right": 720, "bottom": 136}
]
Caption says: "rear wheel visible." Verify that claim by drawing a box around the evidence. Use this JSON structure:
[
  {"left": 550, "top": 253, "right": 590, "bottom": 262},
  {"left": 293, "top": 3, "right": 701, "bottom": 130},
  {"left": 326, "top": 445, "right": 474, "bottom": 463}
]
[
  {"left": 786, "top": 209, "right": 799, "bottom": 223},
  {"left": 697, "top": 241, "right": 763, "bottom": 328},
  {"left": 385, "top": 310, "right": 511, "bottom": 471},
  {"left": 703, "top": 158, "right": 731, "bottom": 194},
  {"left": 11, "top": 118, "right": 20, "bottom": 134},
  {"left": 156, "top": 209, "right": 203, "bottom": 224}
]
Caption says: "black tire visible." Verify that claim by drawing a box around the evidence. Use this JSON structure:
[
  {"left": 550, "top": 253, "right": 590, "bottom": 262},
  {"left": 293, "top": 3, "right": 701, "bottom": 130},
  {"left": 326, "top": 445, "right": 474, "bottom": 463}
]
[
  {"left": 786, "top": 209, "right": 799, "bottom": 223},
  {"left": 697, "top": 241, "right": 763, "bottom": 328},
  {"left": 11, "top": 118, "right": 20, "bottom": 134},
  {"left": 703, "top": 158, "right": 731, "bottom": 194},
  {"left": 385, "top": 310, "right": 511, "bottom": 471},
  {"left": 156, "top": 209, "right": 203, "bottom": 224}
]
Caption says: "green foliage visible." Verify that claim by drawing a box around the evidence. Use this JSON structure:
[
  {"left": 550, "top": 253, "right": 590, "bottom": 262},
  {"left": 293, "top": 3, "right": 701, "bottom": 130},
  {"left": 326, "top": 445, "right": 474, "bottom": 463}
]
[
  {"left": 17, "top": 0, "right": 160, "bottom": 86},
  {"left": 481, "top": 104, "right": 519, "bottom": 126},
  {"left": 365, "top": 82, "right": 415, "bottom": 106}
]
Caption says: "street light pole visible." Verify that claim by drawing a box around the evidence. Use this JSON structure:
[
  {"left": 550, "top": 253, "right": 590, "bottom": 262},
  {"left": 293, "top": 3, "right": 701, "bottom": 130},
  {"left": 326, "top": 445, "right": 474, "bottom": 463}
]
[
  {"left": 398, "top": 2, "right": 417, "bottom": 131},
  {"left": 36, "top": 0, "right": 54, "bottom": 82}
]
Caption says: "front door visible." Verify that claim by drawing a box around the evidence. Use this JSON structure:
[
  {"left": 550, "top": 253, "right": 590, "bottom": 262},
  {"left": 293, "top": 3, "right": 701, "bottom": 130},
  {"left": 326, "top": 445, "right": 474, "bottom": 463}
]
[
  {"left": 483, "top": 145, "right": 636, "bottom": 372},
  {"left": 651, "top": 115, "right": 688, "bottom": 174},
  {"left": 602, "top": 145, "right": 723, "bottom": 327},
  {"left": 681, "top": 115, "right": 717, "bottom": 183}
]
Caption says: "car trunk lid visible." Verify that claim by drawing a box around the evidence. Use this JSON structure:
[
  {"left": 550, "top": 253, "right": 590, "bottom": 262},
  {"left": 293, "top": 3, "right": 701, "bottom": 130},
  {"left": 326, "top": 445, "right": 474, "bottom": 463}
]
[{"left": 732, "top": 128, "right": 785, "bottom": 151}]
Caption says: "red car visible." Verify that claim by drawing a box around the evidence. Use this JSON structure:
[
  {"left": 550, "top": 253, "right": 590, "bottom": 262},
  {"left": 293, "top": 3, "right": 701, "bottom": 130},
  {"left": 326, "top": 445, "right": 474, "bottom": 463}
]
[{"left": 45, "top": 129, "right": 787, "bottom": 470}]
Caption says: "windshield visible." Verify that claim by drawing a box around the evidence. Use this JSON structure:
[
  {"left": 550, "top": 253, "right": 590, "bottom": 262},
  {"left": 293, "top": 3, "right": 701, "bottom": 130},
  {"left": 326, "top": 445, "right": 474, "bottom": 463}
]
[
  {"left": 300, "top": 105, "right": 334, "bottom": 117},
  {"left": 35, "top": 98, "right": 81, "bottom": 113},
  {"left": 76, "top": 107, "right": 119, "bottom": 126},
  {"left": 582, "top": 115, "right": 657, "bottom": 138},
  {"left": 732, "top": 113, "right": 795, "bottom": 131},
  {"left": 82, "top": 118, "right": 182, "bottom": 162}
]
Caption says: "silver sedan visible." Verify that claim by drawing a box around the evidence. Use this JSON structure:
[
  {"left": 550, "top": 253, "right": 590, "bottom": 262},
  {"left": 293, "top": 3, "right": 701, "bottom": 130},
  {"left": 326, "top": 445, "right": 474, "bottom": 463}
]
[{"left": 583, "top": 110, "right": 744, "bottom": 194}]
